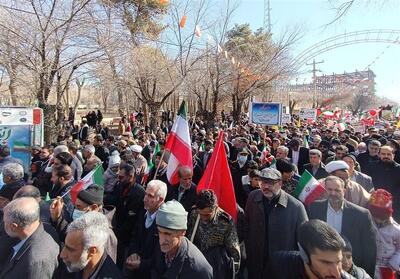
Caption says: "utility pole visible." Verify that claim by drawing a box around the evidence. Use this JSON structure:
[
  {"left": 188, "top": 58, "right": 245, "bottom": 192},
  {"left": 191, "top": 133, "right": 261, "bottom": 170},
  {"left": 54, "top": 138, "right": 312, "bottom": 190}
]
[
  {"left": 264, "top": 0, "right": 272, "bottom": 34},
  {"left": 306, "top": 59, "right": 324, "bottom": 108}
]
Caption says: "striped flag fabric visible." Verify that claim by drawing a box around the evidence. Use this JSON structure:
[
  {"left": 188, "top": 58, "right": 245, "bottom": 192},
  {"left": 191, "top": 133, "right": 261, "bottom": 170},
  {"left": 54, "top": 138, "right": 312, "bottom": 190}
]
[
  {"left": 70, "top": 164, "right": 104, "bottom": 203},
  {"left": 303, "top": 135, "right": 309, "bottom": 149},
  {"left": 142, "top": 143, "right": 160, "bottom": 184},
  {"left": 164, "top": 101, "right": 193, "bottom": 185},
  {"left": 294, "top": 170, "right": 325, "bottom": 206}
]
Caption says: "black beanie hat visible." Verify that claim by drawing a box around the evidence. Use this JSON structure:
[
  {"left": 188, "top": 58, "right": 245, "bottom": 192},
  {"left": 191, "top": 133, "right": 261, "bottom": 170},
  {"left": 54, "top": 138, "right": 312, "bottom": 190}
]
[
  {"left": 276, "top": 159, "right": 295, "bottom": 173},
  {"left": 78, "top": 184, "right": 104, "bottom": 205}
]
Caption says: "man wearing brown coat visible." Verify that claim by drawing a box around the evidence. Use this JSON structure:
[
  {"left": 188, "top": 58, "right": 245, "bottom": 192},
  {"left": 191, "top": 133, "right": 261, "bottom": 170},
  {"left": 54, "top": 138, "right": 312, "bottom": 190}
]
[{"left": 244, "top": 168, "right": 308, "bottom": 279}]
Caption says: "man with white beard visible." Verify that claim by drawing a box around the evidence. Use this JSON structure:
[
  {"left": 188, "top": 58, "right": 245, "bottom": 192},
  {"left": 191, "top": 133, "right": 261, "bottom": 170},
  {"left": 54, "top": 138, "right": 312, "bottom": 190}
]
[{"left": 58, "top": 212, "right": 122, "bottom": 278}]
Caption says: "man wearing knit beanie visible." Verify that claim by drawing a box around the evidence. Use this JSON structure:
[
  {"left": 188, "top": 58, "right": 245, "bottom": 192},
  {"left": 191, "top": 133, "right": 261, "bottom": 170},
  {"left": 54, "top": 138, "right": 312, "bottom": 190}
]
[
  {"left": 50, "top": 184, "right": 118, "bottom": 263},
  {"left": 151, "top": 200, "right": 213, "bottom": 278},
  {"left": 368, "top": 189, "right": 400, "bottom": 278}
]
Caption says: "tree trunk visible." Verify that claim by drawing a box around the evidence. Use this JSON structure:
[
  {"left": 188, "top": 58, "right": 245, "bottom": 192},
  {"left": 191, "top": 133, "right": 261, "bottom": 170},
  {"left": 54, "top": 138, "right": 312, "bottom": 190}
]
[
  {"left": 39, "top": 103, "right": 57, "bottom": 144},
  {"left": 143, "top": 103, "right": 149, "bottom": 127},
  {"left": 108, "top": 54, "right": 124, "bottom": 117},
  {"left": 289, "top": 100, "right": 297, "bottom": 114},
  {"left": 8, "top": 77, "right": 18, "bottom": 106},
  {"left": 148, "top": 103, "right": 161, "bottom": 132},
  {"left": 232, "top": 95, "right": 243, "bottom": 122}
]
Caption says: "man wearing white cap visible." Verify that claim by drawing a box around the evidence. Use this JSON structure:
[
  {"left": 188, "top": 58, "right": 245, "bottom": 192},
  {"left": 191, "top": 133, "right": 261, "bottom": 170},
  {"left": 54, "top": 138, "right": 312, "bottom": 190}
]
[
  {"left": 151, "top": 200, "right": 213, "bottom": 278},
  {"left": 130, "top": 145, "right": 147, "bottom": 180},
  {"left": 324, "top": 160, "right": 370, "bottom": 208}
]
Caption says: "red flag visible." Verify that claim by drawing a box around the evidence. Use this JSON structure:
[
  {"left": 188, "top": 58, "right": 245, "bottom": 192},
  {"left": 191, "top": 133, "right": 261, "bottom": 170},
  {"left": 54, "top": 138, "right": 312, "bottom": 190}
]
[{"left": 197, "top": 131, "right": 237, "bottom": 221}]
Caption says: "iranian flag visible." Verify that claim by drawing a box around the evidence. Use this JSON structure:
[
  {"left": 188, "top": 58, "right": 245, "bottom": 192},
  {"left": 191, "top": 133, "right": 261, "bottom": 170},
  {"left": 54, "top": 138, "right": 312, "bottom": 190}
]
[
  {"left": 294, "top": 170, "right": 325, "bottom": 206},
  {"left": 70, "top": 164, "right": 104, "bottom": 203},
  {"left": 142, "top": 143, "right": 160, "bottom": 184},
  {"left": 165, "top": 101, "right": 192, "bottom": 185}
]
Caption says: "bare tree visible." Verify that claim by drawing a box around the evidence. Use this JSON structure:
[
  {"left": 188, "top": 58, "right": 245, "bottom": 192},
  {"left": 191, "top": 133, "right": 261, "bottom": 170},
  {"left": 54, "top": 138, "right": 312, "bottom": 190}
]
[
  {"left": 0, "top": 0, "right": 105, "bottom": 142},
  {"left": 223, "top": 24, "right": 302, "bottom": 121}
]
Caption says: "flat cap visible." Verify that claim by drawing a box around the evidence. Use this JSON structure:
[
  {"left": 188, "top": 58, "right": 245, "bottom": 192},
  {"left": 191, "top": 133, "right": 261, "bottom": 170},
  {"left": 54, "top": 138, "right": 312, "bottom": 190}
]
[
  {"left": 260, "top": 168, "right": 282, "bottom": 180},
  {"left": 156, "top": 200, "right": 188, "bottom": 230},
  {"left": 325, "top": 160, "right": 349, "bottom": 173}
]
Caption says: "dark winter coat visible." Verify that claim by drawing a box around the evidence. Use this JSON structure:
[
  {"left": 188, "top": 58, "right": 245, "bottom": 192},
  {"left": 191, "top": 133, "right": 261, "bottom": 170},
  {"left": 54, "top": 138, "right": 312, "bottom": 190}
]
[
  {"left": 244, "top": 189, "right": 308, "bottom": 279},
  {"left": 150, "top": 237, "right": 213, "bottom": 279},
  {"left": 309, "top": 199, "right": 376, "bottom": 277}
]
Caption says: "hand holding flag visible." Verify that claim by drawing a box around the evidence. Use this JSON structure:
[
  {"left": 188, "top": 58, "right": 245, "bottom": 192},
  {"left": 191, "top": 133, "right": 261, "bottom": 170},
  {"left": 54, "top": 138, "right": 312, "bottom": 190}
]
[{"left": 294, "top": 170, "right": 325, "bottom": 206}]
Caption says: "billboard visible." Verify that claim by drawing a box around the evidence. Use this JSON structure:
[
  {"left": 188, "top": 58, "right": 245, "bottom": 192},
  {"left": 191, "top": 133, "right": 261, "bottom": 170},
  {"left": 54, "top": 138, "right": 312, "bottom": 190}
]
[
  {"left": 299, "top": 108, "right": 317, "bottom": 120},
  {"left": 0, "top": 107, "right": 44, "bottom": 172},
  {"left": 249, "top": 102, "right": 282, "bottom": 126}
]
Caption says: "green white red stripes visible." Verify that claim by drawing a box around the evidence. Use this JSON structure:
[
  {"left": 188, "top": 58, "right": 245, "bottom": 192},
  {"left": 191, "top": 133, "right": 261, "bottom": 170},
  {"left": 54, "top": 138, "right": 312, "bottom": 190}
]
[
  {"left": 70, "top": 164, "right": 104, "bottom": 203},
  {"left": 164, "top": 101, "right": 192, "bottom": 185},
  {"left": 294, "top": 170, "right": 325, "bottom": 206}
]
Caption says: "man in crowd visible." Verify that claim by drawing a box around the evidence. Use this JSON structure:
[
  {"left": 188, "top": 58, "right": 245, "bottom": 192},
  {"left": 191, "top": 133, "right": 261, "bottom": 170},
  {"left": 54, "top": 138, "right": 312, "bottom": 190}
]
[
  {"left": 49, "top": 164, "right": 76, "bottom": 218},
  {"left": 0, "top": 163, "right": 26, "bottom": 208},
  {"left": 166, "top": 166, "right": 197, "bottom": 212},
  {"left": 0, "top": 144, "right": 23, "bottom": 172},
  {"left": 288, "top": 138, "right": 309, "bottom": 174},
  {"left": 368, "top": 145, "right": 400, "bottom": 221},
  {"left": 125, "top": 180, "right": 167, "bottom": 278},
  {"left": 32, "top": 145, "right": 53, "bottom": 196},
  {"left": 230, "top": 148, "right": 252, "bottom": 208},
  {"left": 103, "top": 153, "right": 121, "bottom": 203},
  {"left": 343, "top": 154, "right": 374, "bottom": 192},
  {"left": 58, "top": 212, "right": 122, "bottom": 278},
  {"left": 78, "top": 119, "right": 89, "bottom": 143},
  {"left": 303, "top": 149, "right": 329, "bottom": 179},
  {"left": 325, "top": 161, "right": 370, "bottom": 207},
  {"left": 326, "top": 145, "right": 349, "bottom": 164},
  {"left": 93, "top": 134, "right": 109, "bottom": 170},
  {"left": 244, "top": 168, "right": 308, "bottom": 279},
  {"left": 68, "top": 142, "right": 83, "bottom": 180},
  {"left": 130, "top": 145, "right": 148, "bottom": 180},
  {"left": 0, "top": 197, "right": 59, "bottom": 278},
  {"left": 339, "top": 133, "right": 356, "bottom": 153},
  {"left": 186, "top": 190, "right": 240, "bottom": 278},
  {"left": 152, "top": 200, "right": 213, "bottom": 278},
  {"left": 267, "top": 219, "right": 353, "bottom": 278},
  {"left": 50, "top": 184, "right": 118, "bottom": 262},
  {"left": 319, "top": 140, "right": 335, "bottom": 164},
  {"left": 111, "top": 163, "right": 145, "bottom": 268},
  {"left": 198, "top": 140, "right": 213, "bottom": 169},
  {"left": 276, "top": 159, "right": 299, "bottom": 196},
  {"left": 149, "top": 151, "right": 169, "bottom": 185},
  {"left": 82, "top": 144, "right": 101, "bottom": 177},
  {"left": 14, "top": 185, "right": 52, "bottom": 225},
  {"left": 309, "top": 176, "right": 376, "bottom": 276},
  {"left": 357, "top": 139, "right": 381, "bottom": 175}
]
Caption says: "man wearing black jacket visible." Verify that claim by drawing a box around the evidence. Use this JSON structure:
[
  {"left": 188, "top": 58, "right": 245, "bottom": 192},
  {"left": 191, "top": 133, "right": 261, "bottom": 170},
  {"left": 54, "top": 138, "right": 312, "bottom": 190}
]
[
  {"left": 369, "top": 145, "right": 400, "bottom": 221},
  {"left": 303, "top": 149, "right": 329, "bottom": 179},
  {"left": 166, "top": 166, "right": 197, "bottom": 213},
  {"left": 288, "top": 139, "right": 309, "bottom": 175},
  {"left": 111, "top": 163, "right": 145, "bottom": 268}
]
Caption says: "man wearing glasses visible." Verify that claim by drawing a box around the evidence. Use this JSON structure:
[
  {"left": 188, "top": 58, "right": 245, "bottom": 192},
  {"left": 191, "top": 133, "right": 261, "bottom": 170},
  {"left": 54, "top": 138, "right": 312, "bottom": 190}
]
[{"left": 244, "top": 168, "right": 308, "bottom": 279}]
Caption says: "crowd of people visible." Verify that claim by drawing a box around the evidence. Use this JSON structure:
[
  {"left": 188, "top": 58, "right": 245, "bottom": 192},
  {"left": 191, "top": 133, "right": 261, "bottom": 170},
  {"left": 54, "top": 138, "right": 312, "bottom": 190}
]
[{"left": 0, "top": 111, "right": 400, "bottom": 279}]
